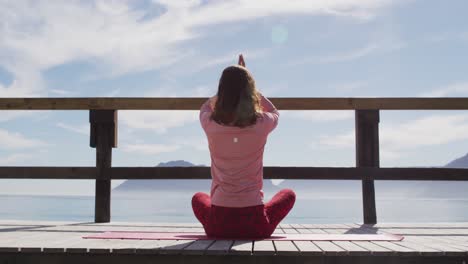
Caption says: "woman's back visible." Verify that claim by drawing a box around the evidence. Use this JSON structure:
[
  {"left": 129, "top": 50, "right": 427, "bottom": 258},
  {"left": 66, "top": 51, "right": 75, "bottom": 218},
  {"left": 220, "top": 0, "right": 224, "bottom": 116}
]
[
  {"left": 200, "top": 96, "right": 279, "bottom": 207},
  {"left": 191, "top": 58, "right": 294, "bottom": 239}
]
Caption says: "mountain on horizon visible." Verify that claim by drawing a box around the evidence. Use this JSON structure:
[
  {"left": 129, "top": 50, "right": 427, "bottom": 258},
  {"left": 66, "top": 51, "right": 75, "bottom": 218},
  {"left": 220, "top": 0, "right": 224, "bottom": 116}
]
[
  {"left": 445, "top": 153, "right": 468, "bottom": 168},
  {"left": 156, "top": 160, "right": 204, "bottom": 167}
]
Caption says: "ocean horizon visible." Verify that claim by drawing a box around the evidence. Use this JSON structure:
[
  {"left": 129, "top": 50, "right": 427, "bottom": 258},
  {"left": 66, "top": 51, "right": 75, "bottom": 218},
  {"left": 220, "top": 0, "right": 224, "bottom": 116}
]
[{"left": 2, "top": 192, "right": 468, "bottom": 224}]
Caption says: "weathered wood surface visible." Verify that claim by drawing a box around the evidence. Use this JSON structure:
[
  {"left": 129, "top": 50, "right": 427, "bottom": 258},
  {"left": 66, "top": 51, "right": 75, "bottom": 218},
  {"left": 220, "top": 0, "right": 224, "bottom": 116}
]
[
  {"left": 2, "top": 97, "right": 468, "bottom": 110},
  {"left": 92, "top": 109, "right": 116, "bottom": 223},
  {"left": 0, "top": 220, "right": 467, "bottom": 259},
  {"left": 1, "top": 166, "right": 468, "bottom": 180},
  {"left": 355, "top": 110, "right": 379, "bottom": 224}
]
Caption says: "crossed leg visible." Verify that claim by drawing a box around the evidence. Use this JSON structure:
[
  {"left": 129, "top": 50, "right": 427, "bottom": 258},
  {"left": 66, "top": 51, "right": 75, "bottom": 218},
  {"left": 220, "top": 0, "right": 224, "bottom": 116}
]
[{"left": 265, "top": 189, "right": 296, "bottom": 234}]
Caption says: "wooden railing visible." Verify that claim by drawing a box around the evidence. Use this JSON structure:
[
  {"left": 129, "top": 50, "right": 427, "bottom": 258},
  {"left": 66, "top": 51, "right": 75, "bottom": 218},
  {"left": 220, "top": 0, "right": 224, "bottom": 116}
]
[{"left": 1, "top": 97, "right": 468, "bottom": 224}]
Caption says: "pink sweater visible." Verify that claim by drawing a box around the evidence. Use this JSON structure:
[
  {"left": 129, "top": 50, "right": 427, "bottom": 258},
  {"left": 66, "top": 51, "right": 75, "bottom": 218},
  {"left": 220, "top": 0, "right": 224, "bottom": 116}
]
[{"left": 199, "top": 95, "right": 279, "bottom": 207}]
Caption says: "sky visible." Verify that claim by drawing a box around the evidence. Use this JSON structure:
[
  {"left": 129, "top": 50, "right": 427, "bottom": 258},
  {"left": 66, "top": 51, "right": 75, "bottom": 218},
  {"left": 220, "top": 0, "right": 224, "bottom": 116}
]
[{"left": 1, "top": 0, "right": 468, "bottom": 195}]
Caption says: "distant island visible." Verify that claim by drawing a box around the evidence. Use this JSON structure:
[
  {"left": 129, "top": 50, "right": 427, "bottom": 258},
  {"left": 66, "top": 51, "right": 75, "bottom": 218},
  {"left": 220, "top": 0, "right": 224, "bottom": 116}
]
[
  {"left": 114, "top": 153, "right": 468, "bottom": 198},
  {"left": 445, "top": 153, "right": 468, "bottom": 168}
]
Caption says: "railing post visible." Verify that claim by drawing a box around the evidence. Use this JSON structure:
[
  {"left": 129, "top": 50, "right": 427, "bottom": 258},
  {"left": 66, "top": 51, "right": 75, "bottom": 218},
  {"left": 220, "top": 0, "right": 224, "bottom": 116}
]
[
  {"left": 90, "top": 110, "right": 117, "bottom": 223},
  {"left": 355, "top": 110, "right": 379, "bottom": 224}
]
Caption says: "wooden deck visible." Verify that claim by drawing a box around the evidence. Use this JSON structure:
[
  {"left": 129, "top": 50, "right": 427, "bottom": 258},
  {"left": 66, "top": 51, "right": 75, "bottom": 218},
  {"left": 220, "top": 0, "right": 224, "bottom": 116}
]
[{"left": 0, "top": 220, "right": 467, "bottom": 263}]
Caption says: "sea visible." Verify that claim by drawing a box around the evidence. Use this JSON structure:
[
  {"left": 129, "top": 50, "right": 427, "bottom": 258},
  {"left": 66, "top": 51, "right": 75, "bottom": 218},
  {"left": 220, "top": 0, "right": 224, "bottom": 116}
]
[{"left": 1, "top": 191, "right": 468, "bottom": 223}]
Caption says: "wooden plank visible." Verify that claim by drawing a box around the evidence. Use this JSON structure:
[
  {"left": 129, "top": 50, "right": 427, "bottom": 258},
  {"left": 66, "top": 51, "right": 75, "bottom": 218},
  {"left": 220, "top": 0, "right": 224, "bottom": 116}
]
[
  {"left": 380, "top": 228, "right": 468, "bottom": 236},
  {"left": 322, "top": 228, "right": 349, "bottom": 234},
  {"left": 320, "top": 224, "right": 352, "bottom": 228},
  {"left": 293, "top": 241, "right": 323, "bottom": 256},
  {"left": 404, "top": 236, "right": 467, "bottom": 256},
  {"left": 352, "top": 241, "right": 394, "bottom": 256},
  {"left": 20, "top": 232, "right": 88, "bottom": 253},
  {"left": 66, "top": 239, "right": 113, "bottom": 253},
  {"left": 157, "top": 240, "right": 195, "bottom": 254},
  {"left": 273, "top": 241, "right": 299, "bottom": 256},
  {"left": 229, "top": 240, "right": 252, "bottom": 255},
  {"left": 305, "top": 229, "right": 328, "bottom": 234},
  {"left": 134, "top": 240, "right": 193, "bottom": 254},
  {"left": 1, "top": 221, "right": 468, "bottom": 259},
  {"left": 289, "top": 224, "right": 305, "bottom": 229},
  {"left": 281, "top": 228, "right": 299, "bottom": 234},
  {"left": 368, "top": 222, "right": 468, "bottom": 228},
  {"left": 393, "top": 239, "right": 445, "bottom": 256},
  {"left": 1, "top": 166, "right": 468, "bottom": 180},
  {"left": 2, "top": 97, "right": 468, "bottom": 110},
  {"left": 0, "top": 167, "right": 96, "bottom": 179},
  {"left": 183, "top": 240, "right": 214, "bottom": 255},
  {"left": 332, "top": 241, "right": 369, "bottom": 256},
  {"left": 272, "top": 228, "right": 284, "bottom": 234},
  {"left": 205, "top": 240, "right": 233, "bottom": 255},
  {"left": 372, "top": 241, "right": 416, "bottom": 256},
  {"left": 110, "top": 239, "right": 158, "bottom": 254},
  {"left": 343, "top": 223, "right": 363, "bottom": 228},
  {"left": 0, "top": 231, "right": 53, "bottom": 252},
  {"left": 294, "top": 227, "right": 325, "bottom": 256},
  {"left": 313, "top": 241, "right": 347, "bottom": 256},
  {"left": 252, "top": 240, "right": 275, "bottom": 255},
  {"left": 295, "top": 228, "right": 313, "bottom": 233},
  {"left": 425, "top": 236, "right": 468, "bottom": 251}
]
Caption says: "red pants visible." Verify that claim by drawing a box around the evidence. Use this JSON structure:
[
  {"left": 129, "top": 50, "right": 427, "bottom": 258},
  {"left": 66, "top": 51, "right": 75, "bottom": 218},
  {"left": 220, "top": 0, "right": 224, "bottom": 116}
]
[{"left": 191, "top": 189, "right": 296, "bottom": 239}]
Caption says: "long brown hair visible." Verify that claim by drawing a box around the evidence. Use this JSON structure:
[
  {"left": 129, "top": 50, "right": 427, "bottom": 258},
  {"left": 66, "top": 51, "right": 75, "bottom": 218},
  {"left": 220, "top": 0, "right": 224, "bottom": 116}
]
[{"left": 211, "top": 65, "right": 262, "bottom": 128}]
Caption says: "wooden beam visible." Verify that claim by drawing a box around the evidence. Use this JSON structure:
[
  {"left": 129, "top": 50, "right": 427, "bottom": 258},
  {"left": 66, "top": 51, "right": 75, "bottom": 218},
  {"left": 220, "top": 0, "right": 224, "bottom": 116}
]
[
  {"left": 90, "top": 110, "right": 116, "bottom": 223},
  {"left": 0, "top": 167, "right": 97, "bottom": 179},
  {"left": 1, "top": 97, "right": 468, "bottom": 110},
  {"left": 0, "top": 167, "right": 467, "bottom": 180},
  {"left": 356, "top": 110, "right": 379, "bottom": 224}
]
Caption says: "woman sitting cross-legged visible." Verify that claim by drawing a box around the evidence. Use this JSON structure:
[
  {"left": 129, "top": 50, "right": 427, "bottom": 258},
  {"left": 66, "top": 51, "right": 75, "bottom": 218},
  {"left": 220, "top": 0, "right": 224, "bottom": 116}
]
[{"left": 192, "top": 55, "right": 296, "bottom": 239}]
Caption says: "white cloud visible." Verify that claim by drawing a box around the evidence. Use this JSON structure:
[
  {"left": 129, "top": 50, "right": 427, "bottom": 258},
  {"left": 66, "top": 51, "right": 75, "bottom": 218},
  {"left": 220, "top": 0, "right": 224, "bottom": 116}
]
[
  {"left": 319, "top": 43, "right": 380, "bottom": 64},
  {"left": 118, "top": 87, "right": 205, "bottom": 133},
  {"left": 421, "top": 82, "right": 468, "bottom": 97},
  {"left": 287, "top": 39, "right": 405, "bottom": 66},
  {"left": 0, "top": 128, "right": 48, "bottom": 149},
  {"left": 120, "top": 110, "right": 198, "bottom": 134},
  {"left": 286, "top": 110, "right": 354, "bottom": 122},
  {"left": 316, "top": 131, "right": 354, "bottom": 149},
  {"left": 173, "top": 48, "right": 272, "bottom": 75},
  {"left": 286, "top": 43, "right": 378, "bottom": 66},
  {"left": 0, "top": 66, "right": 44, "bottom": 97},
  {"left": 316, "top": 114, "right": 468, "bottom": 157},
  {"left": 0, "top": 111, "right": 37, "bottom": 123},
  {"left": 332, "top": 81, "right": 368, "bottom": 93},
  {"left": 170, "top": 137, "right": 208, "bottom": 151},
  {"left": 56, "top": 123, "right": 89, "bottom": 136},
  {"left": 184, "top": 0, "right": 397, "bottom": 26},
  {"left": 121, "top": 143, "right": 180, "bottom": 155},
  {"left": 380, "top": 115, "right": 468, "bottom": 149},
  {"left": 49, "top": 89, "right": 77, "bottom": 96},
  {"left": 0, "top": 153, "right": 33, "bottom": 165},
  {"left": 0, "top": 0, "right": 402, "bottom": 99}
]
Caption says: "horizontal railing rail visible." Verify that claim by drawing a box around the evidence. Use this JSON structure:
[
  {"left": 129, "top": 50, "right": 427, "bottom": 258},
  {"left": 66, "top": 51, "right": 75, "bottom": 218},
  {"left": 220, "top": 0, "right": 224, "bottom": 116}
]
[
  {"left": 1, "top": 97, "right": 467, "bottom": 224},
  {"left": 1, "top": 97, "right": 468, "bottom": 110},
  {"left": 0, "top": 167, "right": 468, "bottom": 180}
]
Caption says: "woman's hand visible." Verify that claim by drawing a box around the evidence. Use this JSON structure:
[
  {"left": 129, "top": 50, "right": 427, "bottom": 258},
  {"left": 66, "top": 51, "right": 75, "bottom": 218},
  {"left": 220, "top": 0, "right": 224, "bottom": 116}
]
[{"left": 238, "top": 54, "right": 246, "bottom": 67}]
